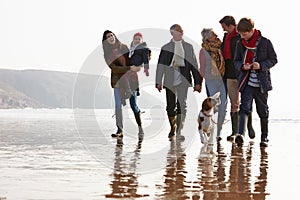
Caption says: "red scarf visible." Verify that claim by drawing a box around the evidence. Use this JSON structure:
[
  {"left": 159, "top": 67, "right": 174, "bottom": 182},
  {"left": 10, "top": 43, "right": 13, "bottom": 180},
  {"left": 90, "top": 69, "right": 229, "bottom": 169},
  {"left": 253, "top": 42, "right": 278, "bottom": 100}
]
[
  {"left": 223, "top": 28, "right": 238, "bottom": 59},
  {"left": 242, "top": 29, "right": 259, "bottom": 64}
]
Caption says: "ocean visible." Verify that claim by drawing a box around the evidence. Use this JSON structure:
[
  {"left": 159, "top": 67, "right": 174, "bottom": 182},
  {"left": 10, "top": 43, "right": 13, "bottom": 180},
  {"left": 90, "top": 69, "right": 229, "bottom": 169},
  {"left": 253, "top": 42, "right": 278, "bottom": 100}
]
[{"left": 0, "top": 108, "right": 299, "bottom": 200}]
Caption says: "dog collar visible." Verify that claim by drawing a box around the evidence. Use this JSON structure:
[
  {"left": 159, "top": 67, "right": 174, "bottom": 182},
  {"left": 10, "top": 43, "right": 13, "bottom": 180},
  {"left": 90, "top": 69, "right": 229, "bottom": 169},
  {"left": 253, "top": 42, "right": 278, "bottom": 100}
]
[{"left": 200, "top": 110, "right": 212, "bottom": 118}]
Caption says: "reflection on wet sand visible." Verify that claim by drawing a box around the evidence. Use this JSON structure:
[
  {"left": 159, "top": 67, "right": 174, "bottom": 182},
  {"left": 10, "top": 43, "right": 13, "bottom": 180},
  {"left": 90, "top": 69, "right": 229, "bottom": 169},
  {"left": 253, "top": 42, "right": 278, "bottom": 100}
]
[
  {"left": 157, "top": 139, "right": 188, "bottom": 199},
  {"left": 253, "top": 147, "right": 268, "bottom": 200},
  {"left": 105, "top": 136, "right": 149, "bottom": 198},
  {"left": 224, "top": 143, "right": 253, "bottom": 199},
  {"left": 105, "top": 137, "right": 269, "bottom": 199},
  {"left": 197, "top": 143, "right": 219, "bottom": 199},
  {"left": 197, "top": 142, "right": 269, "bottom": 200}
]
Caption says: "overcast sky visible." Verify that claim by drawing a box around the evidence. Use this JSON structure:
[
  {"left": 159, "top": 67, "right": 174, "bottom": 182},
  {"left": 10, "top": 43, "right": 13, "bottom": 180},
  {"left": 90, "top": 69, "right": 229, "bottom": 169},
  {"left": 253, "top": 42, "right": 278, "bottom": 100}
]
[
  {"left": 0, "top": 0, "right": 293, "bottom": 71},
  {"left": 1, "top": 0, "right": 299, "bottom": 114}
]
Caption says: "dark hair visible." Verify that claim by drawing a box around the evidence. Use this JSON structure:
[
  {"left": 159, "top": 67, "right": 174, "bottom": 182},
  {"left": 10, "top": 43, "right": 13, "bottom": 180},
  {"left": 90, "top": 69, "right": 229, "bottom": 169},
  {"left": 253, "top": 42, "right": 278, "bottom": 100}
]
[
  {"left": 102, "top": 30, "right": 113, "bottom": 42},
  {"left": 237, "top": 17, "right": 254, "bottom": 32},
  {"left": 102, "top": 30, "right": 121, "bottom": 61},
  {"left": 219, "top": 15, "right": 236, "bottom": 26}
]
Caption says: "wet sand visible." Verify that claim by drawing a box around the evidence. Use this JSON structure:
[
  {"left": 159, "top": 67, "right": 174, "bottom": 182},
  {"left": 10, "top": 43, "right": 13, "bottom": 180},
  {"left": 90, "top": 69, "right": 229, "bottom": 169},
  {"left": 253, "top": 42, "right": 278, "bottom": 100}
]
[{"left": 0, "top": 109, "right": 299, "bottom": 199}]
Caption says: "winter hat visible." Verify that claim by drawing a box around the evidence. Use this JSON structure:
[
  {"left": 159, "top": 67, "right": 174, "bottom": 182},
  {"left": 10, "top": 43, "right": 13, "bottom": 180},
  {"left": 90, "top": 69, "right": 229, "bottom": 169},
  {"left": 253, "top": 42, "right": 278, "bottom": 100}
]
[
  {"left": 201, "top": 28, "right": 213, "bottom": 42},
  {"left": 133, "top": 32, "right": 143, "bottom": 38}
]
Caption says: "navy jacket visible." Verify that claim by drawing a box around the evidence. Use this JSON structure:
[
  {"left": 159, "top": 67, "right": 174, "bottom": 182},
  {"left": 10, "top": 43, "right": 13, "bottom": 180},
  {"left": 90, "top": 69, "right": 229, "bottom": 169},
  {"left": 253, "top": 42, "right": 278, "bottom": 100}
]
[
  {"left": 234, "top": 32, "right": 277, "bottom": 93},
  {"left": 130, "top": 42, "right": 151, "bottom": 69},
  {"left": 156, "top": 40, "right": 202, "bottom": 89}
]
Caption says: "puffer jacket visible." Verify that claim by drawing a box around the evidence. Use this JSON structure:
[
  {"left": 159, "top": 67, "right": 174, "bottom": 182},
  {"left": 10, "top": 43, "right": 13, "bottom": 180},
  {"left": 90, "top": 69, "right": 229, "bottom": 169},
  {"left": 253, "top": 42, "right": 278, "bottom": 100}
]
[{"left": 130, "top": 42, "right": 151, "bottom": 69}]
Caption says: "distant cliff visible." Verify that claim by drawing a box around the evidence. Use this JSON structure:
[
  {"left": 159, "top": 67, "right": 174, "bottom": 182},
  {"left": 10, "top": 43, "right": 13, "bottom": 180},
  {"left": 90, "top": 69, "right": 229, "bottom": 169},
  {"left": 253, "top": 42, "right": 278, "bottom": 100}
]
[{"left": 0, "top": 69, "right": 113, "bottom": 109}]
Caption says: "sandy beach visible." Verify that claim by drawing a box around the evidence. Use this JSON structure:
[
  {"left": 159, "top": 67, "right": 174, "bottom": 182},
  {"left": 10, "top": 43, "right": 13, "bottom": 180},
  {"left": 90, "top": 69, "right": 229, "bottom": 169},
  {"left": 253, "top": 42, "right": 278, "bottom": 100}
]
[{"left": 0, "top": 108, "right": 299, "bottom": 200}]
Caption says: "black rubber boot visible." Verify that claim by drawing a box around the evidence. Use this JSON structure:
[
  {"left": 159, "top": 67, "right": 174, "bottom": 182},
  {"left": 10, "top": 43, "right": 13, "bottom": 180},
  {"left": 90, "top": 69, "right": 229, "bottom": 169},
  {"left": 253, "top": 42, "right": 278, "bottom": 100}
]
[
  {"left": 227, "top": 112, "right": 238, "bottom": 141},
  {"left": 112, "top": 109, "right": 123, "bottom": 138},
  {"left": 134, "top": 111, "right": 144, "bottom": 136},
  {"left": 260, "top": 118, "right": 269, "bottom": 147},
  {"left": 235, "top": 112, "right": 248, "bottom": 145},
  {"left": 248, "top": 112, "right": 256, "bottom": 139}
]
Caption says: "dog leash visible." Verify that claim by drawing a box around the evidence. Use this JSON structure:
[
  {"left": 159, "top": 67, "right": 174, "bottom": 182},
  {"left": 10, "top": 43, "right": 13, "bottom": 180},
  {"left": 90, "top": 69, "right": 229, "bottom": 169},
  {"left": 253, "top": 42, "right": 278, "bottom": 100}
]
[{"left": 211, "top": 117, "right": 230, "bottom": 125}]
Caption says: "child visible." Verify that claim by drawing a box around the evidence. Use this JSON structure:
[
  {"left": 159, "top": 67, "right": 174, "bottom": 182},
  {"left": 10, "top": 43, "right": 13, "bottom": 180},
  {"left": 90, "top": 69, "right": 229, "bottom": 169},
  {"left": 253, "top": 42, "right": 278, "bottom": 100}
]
[
  {"left": 129, "top": 32, "right": 151, "bottom": 76},
  {"left": 119, "top": 32, "right": 151, "bottom": 101}
]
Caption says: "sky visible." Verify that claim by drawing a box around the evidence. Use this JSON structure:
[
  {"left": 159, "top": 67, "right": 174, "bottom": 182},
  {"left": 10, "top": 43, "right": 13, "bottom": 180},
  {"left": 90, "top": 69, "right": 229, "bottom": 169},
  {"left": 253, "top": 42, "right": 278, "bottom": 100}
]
[{"left": 1, "top": 0, "right": 299, "bottom": 114}]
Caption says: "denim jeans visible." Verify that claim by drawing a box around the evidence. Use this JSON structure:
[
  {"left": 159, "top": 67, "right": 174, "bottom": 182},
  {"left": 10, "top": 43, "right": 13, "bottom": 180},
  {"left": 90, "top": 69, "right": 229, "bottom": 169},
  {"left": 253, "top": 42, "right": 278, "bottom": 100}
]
[
  {"left": 205, "top": 79, "right": 228, "bottom": 137},
  {"left": 114, "top": 88, "right": 140, "bottom": 114}
]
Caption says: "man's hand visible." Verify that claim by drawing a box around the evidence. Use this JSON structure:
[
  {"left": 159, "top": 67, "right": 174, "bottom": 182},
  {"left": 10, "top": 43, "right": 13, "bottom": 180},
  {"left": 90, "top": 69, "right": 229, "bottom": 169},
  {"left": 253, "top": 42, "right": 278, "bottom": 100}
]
[
  {"left": 193, "top": 84, "right": 202, "bottom": 93},
  {"left": 156, "top": 84, "right": 162, "bottom": 92},
  {"left": 251, "top": 62, "right": 260, "bottom": 70},
  {"left": 144, "top": 68, "right": 149, "bottom": 76},
  {"left": 243, "top": 63, "right": 252, "bottom": 70}
]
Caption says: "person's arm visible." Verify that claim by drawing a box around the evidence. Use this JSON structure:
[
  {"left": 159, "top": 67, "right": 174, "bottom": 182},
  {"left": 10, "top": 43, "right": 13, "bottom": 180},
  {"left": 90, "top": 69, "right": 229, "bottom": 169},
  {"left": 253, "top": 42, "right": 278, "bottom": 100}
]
[
  {"left": 106, "top": 45, "right": 132, "bottom": 74},
  {"left": 108, "top": 62, "right": 130, "bottom": 74},
  {"left": 155, "top": 48, "right": 165, "bottom": 91},
  {"left": 257, "top": 39, "right": 278, "bottom": 71},
  {"left": 187, "top": 45, "right": 202, "bottom": 92},
  {"left": 142, "top": 48, "right": 150, "bottom": 69},
  {"left": 234, "top": 40, "right": 245, "bottom": 72},
  {"left": 143, "top": 48, "right": 150, "bottom": 76},
  {"left": 199, "top": 48, "right": 206, "bottom": 78}
]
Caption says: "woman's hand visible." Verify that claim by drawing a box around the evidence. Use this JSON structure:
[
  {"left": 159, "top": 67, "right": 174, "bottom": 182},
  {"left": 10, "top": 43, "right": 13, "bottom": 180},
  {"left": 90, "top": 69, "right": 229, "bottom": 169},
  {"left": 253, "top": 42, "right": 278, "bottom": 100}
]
[{"left": 130, "top": 65, "right": 142, "bottom": 72}]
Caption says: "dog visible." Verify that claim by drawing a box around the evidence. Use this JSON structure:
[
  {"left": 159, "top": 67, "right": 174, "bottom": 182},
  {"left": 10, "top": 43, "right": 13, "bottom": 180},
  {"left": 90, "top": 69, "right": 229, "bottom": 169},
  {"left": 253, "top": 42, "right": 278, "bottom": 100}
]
[{"left": 197, "top": 92, "right": 221, "bottom": 145}]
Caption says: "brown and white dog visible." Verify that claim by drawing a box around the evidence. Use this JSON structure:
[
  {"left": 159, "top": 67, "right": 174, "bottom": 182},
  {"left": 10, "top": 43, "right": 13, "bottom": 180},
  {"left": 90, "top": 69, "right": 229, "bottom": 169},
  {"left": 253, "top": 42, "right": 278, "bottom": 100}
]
[{"left": 197, "top": 92, "right": 221, "bottom": 144}]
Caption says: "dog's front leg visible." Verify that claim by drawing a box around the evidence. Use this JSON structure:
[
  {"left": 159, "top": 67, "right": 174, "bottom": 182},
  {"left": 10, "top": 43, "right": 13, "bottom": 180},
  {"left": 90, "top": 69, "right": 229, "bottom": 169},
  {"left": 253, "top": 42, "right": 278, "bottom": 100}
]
[
  {"left": 199, "top": 129, "right": 206, "bottom": 144},
  {"left": 208, "top": 126, "right": 215, "bottom": 145}
]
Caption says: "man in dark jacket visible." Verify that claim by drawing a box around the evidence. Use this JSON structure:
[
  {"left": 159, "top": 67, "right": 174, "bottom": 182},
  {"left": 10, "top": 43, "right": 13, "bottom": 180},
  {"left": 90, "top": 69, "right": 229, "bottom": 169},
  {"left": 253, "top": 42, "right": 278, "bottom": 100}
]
[
  {"left": 155, "top": 24, "right": 202, "bottom": 140},
  {"left": 234, "top": 18, "right": 277, "bottom": 147},
  {"left": 219, "top": 15, "right": 256, "bottom": 141}
]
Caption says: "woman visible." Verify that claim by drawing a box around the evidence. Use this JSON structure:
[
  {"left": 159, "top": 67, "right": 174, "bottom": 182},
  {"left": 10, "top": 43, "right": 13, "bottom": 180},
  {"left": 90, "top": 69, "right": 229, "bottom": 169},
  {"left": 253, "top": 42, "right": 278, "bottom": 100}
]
[
  {"left": 199, "top": 28, "right": 228, "bottom": 142},
  {"left": 102, "top": 30, "right": 143, "bottom": 138}
]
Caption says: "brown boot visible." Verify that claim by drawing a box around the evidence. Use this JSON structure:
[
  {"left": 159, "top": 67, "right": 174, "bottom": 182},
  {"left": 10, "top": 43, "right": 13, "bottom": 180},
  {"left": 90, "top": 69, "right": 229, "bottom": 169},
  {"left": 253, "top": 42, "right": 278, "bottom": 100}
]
[
  {"left": 176, "top": 114, "right": 186, "bottom": 140},
  {"left": 168, "top": 116, "right": 177, "bottom": 138}
]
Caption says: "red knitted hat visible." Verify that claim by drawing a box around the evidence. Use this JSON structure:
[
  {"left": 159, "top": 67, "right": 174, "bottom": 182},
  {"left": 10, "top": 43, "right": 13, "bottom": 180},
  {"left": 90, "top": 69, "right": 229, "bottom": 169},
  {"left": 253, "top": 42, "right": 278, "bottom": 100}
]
[{"left": 133, "top": 32, "right": 143, "bottom": 38}]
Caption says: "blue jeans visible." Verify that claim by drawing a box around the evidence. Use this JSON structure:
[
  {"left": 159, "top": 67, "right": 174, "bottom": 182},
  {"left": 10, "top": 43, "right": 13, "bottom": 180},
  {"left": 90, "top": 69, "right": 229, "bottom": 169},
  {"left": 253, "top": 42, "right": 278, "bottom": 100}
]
[
  {"left": 114, "top": 88, "right": 140, "bottom": 114},
  {"left": 205, "top": 79, "right": 228, "bottom": 137}
]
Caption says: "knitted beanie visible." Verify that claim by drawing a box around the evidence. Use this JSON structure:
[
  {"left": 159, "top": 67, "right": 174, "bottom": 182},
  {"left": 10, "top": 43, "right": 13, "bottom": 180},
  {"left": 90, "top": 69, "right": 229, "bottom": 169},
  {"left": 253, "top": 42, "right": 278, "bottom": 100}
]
[{"left": 134, "top": 32, "right": 143, "bottom": 38}]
